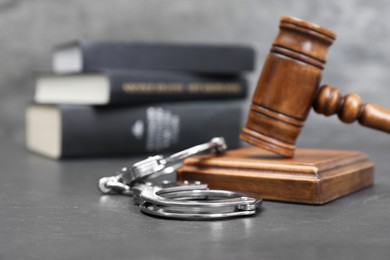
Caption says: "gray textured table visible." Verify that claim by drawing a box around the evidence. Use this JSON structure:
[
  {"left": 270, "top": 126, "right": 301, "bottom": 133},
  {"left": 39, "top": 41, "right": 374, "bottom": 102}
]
[{"left": 1, "top": 138, "right": 390, "bottom": 260}]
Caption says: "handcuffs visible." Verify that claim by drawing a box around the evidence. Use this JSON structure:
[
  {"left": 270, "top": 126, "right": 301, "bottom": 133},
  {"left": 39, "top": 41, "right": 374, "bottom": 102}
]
[{"left": 98, "top": 137, "right": 262, "bottom": 220}]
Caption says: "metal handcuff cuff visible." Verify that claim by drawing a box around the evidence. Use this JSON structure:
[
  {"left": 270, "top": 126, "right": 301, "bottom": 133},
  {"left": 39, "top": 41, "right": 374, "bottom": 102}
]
[{"left": 98, "top": 137, "right": 262, "bottom": 220}]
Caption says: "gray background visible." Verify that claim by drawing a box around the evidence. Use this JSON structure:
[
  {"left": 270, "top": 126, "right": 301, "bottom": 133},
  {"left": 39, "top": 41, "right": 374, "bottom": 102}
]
[{"left": 1, "top": 1, "right": 390, "bottom": 259}]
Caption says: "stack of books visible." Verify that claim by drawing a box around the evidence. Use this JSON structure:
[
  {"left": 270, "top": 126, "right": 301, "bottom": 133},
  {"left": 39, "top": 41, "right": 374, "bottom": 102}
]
[{"left": 26, "top": 41, "right": 255, "bottom": 159}]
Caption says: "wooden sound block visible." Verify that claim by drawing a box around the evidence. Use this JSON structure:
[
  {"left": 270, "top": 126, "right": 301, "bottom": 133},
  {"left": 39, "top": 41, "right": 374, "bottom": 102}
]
[{"left": 177, "top": 147, "right": 374, "bottom": 204}]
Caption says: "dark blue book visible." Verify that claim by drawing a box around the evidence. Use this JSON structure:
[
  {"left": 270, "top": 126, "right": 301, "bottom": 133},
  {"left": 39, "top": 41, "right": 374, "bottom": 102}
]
[{"left": 52, "top": 41, "right": 255, "bottom": 74}]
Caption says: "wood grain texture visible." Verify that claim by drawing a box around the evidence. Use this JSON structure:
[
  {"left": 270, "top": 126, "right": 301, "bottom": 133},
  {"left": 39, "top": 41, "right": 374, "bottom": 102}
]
[
  {"left": 314, "top": 84, "right": 390, "bottom": 133},
  {"left": 177, "top": 147, "right": 374, "bottom": 204},
  {"left": 240, "top": 16, "right": 335, "bottom": 157}
]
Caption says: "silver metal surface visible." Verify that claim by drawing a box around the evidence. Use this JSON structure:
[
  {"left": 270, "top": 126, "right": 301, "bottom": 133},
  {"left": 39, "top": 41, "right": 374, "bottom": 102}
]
[
  {"left": 97, "top": 137, "right": 227, "bottom": 195},
  {"left": 167, "top": 137, "right": 226, "bottom": 162},
  {"left": 136, "top": 184, "right": 262, "bottom": 220}
]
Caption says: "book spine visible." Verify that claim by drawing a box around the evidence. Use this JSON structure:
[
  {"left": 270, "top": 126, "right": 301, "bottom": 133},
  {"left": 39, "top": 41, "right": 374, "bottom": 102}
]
[
  {"left": 107, "top": 71, "right": 248, "bottom": 104},
  {"left": 73, "top": 42, "right": 255, "bottom": 74},
  {"left": 60, "top": 101, "right": 242, "bottom": 158}
]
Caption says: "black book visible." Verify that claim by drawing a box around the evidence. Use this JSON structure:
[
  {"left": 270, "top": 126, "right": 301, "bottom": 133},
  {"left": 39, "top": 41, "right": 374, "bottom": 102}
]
[
  {"left": 52, "top": 41, "right": 255, "bottom": 74},
  {"left": 34, "top": 70, "right": 247, "bottom": 105},
  {"left": 26, "top": 101, "right": 242, "bottom": 159}
]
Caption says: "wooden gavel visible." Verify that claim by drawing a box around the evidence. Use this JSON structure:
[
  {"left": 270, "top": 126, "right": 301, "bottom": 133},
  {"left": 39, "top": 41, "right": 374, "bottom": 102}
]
[{"left": 241, "top": 16, "right": 390, "bottom": 157}]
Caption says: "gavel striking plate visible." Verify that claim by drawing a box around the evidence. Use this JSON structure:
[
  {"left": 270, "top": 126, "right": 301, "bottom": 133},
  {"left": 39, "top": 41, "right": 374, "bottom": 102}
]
[{"left": 98, "top": 137, "right": 262, "bottom": 220}]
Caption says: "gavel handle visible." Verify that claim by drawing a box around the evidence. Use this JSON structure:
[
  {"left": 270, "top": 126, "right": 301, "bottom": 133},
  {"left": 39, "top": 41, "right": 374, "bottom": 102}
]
[{"left": 313, "top": 84, "right": 390, "bottom": 133}]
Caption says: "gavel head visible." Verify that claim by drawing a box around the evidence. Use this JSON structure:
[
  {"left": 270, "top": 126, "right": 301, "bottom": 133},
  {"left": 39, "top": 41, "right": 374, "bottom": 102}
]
[{"left": 240, "top": 16, "right": 336, "bottom": 157}]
